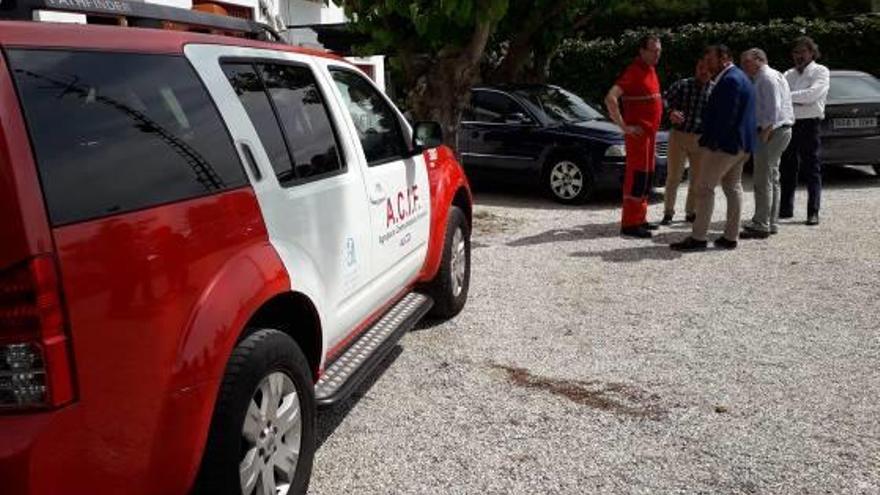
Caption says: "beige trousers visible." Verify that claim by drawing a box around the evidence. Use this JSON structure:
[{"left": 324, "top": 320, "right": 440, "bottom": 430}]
[
  {"left": 663, "top": 130, "right": 703, "bottom": 216},
  {"left": 692, "top": 149, "right": 749, "bottom": 241}
]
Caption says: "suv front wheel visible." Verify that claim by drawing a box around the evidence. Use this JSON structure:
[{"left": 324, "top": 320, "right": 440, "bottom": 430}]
[
  {"left": 197, "top": 329, "right": 316, "bottom": 495},
  {"left": 426, "top": 206, "right": 471, "bottom": 319},
  {"left": 544, "top": 157, "right": 593, "bottom": 204}
]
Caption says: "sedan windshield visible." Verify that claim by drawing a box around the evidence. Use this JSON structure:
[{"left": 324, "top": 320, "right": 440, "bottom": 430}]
[
  {"left": 517, "top": 86, "right": 604, "bottom": 124},
  {"left": 829, "top": 75, "right": 880, "bottom": 100}
]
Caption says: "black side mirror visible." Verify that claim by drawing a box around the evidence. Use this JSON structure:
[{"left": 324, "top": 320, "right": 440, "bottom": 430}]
[{"left": 413, "top": 121, "right": 444, "bottom": 151}]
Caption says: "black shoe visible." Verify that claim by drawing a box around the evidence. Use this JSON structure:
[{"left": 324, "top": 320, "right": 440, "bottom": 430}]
[
  {"left": 779, "top": 210, "right": 793, "bottom": 219},
  {"left": 713, "top": 237, "right": 738, "bottom": 250},
  {"left": 806, "top": 214, "right": 819, "bottom": 226},
  {"left": 740, "top": 228, "right": 770, "bottom": 240},
  {"left": 670, "top": 237, "right": 707, "bottom": 251},
  {"left": 685, "top": 213, "right": 696, "bottom": 223},
  {"left": 660, "top": 213, "right": 673, "bottom": 226},
  {"left": 621, "top": 226, "right": 653, "bottom": 239},
  {"left": 642, "top": 222, "right": 660, "bottom": 231}
]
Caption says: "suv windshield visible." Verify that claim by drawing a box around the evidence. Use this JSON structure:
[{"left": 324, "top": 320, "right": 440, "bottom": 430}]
[
  {"left": 829, "top": 75, "right": 880, "bottom": 100},
  {"left": 517, "top": 86, "right": 603, "bottom": 124}
]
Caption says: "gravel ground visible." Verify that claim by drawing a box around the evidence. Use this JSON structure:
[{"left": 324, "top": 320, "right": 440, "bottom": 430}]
[{"left": 310, "top": 166, "right": 880, "bottom": 495}]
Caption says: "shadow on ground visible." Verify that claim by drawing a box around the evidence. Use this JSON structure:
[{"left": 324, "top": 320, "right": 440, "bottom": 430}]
[
  {"left": 473, "top": 165, "right": 877, "bottom": 213},
  {"left": 507, "top": 221, "right": 622, "bottom": 247},
  {"left": 819, "top": 165, "right": 880, "bottom": 190},
  {"left": 316, "top": 346, "right": 403, "bottom": 449},
  {"left": 567, "top": 222, "right": 739, "bottom": 263},
  {"left": 471, "top": 179, "right": 642, "bottom": 211}
]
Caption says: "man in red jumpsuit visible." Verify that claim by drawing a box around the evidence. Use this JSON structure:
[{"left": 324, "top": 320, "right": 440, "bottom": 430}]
[{"left": 605, "top": 34, "right": 664, "bottom": 238}]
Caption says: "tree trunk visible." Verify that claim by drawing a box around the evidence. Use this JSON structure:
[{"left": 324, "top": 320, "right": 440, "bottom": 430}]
[
  {"left": 405, "top": 19, "right": 494, "bottom": 152},
  {"left": 488, "top": 0, "right": 571, "bottom": 83}
]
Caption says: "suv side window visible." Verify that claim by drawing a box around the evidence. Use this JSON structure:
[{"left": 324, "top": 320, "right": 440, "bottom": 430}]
[
  {"left": 329, "top": 69, "right": 408, "bottom": 166},
  {"left": 466, "top": 90, "right": 526, "bottom": 123},
  {"left": 223, "top": 61, "right": 344, "bottom": 185},
  {"left": 222, "top": 63, "right": 295, "bottom": 182},
  {"left": 9, "top": 50, "right": 247, "bottom": 226}
]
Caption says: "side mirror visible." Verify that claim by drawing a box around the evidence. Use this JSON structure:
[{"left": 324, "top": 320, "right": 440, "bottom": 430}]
[
  {"left": 413, "top": 121, "right": 444, "bottom": 151},
  {"left": 504, "top": 112, "right": 533, "bottom": 125}
]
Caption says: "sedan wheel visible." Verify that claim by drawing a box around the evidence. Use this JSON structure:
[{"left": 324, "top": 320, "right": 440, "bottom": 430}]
[{"left": 546, "top": 159, "right": 592, "bottom": 204}]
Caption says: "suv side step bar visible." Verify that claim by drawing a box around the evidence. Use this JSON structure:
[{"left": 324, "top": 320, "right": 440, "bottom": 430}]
[{"left": 315, "top": 292, "right": 433, "bottom": 407}]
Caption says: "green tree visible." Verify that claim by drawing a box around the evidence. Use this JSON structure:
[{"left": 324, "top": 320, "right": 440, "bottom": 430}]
[
  {"left": 332, "top": 0, "right": 509, "bottom": 146},
  {"left": 334, "top": 0, "right": 873, "bottom": 149},
  {"left": 484, "top": 0, "right": 612, "bottom": 84}
]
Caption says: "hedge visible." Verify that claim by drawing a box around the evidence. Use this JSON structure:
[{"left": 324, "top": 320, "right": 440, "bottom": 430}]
[{"left": 550, "top": 16, "right": 880, "bottom": 106}]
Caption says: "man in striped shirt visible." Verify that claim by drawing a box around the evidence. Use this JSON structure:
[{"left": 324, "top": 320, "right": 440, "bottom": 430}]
[{"left": 661, "top": 59, "right": 711, "bottom": 225}]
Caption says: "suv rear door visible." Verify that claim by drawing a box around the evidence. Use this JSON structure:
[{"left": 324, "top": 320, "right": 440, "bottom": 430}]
[{"left": 186, "top": 45, "right": 377, "bottom": 348}]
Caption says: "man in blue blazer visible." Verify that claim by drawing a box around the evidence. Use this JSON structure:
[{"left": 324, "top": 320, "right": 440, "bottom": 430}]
[{"left": 671, "top": 45, "right": 757, "bottom": 251}]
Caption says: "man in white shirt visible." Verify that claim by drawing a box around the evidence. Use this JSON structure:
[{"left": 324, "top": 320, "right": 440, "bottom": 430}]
[
  {"left": 781, "top": 36, "right": 830, "bottom": 226},
  {"left": 740, "top": 48, "right": 795, "bottom": 238}
]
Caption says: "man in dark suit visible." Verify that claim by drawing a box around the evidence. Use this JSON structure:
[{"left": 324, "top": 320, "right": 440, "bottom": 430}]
[{"left": 671, "top": 45, "right": 757, "bottom": 252}]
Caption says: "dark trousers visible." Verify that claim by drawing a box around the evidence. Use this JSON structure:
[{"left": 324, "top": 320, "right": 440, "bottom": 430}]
[{"left": 780, "top": 118, "right": 822, "bottom": 216}]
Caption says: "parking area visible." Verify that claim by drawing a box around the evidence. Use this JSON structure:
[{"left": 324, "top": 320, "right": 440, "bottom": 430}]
[{"left": 311, "top": 167, "right": 880, "bottom": 494}]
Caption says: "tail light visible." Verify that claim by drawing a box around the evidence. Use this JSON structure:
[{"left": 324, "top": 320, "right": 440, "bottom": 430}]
[{"left": 0, "top": 256, "right": 75, "bottom": 409}]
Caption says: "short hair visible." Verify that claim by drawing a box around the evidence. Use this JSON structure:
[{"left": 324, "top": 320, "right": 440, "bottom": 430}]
[
  {"left": 704, "top": 44, "right": 732, "bottom": 60},
  {"left": 792, "top": 36, "right": 821, "bottom": 59},
  {"left": 638, "top": 34, "right": 661, "bottom": 51},
  {"left": 742, "top": 48, "right": 768, "bottom": 64}
]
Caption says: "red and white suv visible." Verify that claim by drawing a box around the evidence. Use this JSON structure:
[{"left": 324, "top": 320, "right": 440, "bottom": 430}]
[{"left": 0, "top": 10, "right": 472, "bottom": 495}]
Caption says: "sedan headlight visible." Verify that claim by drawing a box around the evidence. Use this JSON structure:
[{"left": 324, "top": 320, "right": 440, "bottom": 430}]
[{"left": 604, "top": 144, "right": 626, "bottom": 157}]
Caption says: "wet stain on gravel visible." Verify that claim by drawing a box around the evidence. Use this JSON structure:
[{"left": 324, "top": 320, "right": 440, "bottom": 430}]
[
  {"left": 473, "top": 210, "right": 523, "bottom": 236},
  {"left": 493, "top": 364, "right": 666, "bottom": 420}
]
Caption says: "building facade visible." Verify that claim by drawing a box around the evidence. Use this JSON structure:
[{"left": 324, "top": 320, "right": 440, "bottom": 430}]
[{"left": 33, "top": 0, "right": 386, "bottom": 91}]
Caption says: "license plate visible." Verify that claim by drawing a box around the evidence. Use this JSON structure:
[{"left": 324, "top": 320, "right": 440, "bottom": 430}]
[{"left": 833, "top": 117, "right": 877, "bottom": 129}]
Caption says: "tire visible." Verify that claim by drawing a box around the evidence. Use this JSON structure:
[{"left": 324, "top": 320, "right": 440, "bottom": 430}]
[
  {"left": 196, "top": 329, "right": 316, "bottom": 495},
  {"left": 543, "top": 157, "right": 594, "bottom": 204},
  {"left": 873, "top": 164, "right": 880, "bottom": 176},
  {"left": 426, "top": 206, "right": 471, "bottom": 319}
]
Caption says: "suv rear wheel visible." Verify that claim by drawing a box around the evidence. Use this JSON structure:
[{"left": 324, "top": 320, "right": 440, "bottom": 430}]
[
  {"left": 544, "top": 157, "right": 593, "bottom": 204},
  {"left": 197, "top": 329, "right": 316, "bottom": 495}
]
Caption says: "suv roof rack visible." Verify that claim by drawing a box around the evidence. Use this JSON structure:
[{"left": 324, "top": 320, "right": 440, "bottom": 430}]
[{"left": 0, "top": 0, "right": 282, "bottom": 41}]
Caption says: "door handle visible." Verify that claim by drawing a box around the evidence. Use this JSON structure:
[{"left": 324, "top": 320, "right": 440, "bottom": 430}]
[
  {"left": 238, "top": 141, "right": 262, "bottom": 181},
  {"left": 369, "top": 183, "right": 387, "bottom": 204}
]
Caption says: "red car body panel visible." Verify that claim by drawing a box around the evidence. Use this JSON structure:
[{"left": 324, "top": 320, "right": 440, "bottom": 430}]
[
  {"left": 419, "top": 145, "right": 472, "bottom": 283},
  {"left": 1, "top": 186, "right": 292, "bottom": 494},
  {"left": 0, "top": 21, "right": 471, "bottom": 495}
]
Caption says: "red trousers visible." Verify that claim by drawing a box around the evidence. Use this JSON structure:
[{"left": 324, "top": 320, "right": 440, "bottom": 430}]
[{"left": 621, "top": 132, "right": 657, "bottom": 228}]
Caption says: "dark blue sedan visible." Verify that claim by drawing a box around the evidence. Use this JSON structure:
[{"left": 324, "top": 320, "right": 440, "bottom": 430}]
[{"left": 458, "top": 84, "right": 668, "bottom": 204}]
